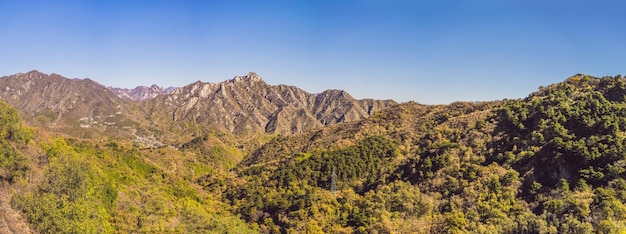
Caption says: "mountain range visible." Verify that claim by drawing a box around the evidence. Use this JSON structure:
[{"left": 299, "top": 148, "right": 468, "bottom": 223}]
[
  {"left": 0, "top": 70, "right": 395, "bottom": 138},
  {"left": 2, "top": 71, "right": 626, "bottom": 233},
  {"left": 145, "top": 72, "right": 395, "bottom": 135}
]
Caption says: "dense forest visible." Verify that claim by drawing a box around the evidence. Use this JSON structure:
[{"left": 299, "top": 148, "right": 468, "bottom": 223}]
[{"left": 4, "top": 74, "right": 626, "bottom": 233}]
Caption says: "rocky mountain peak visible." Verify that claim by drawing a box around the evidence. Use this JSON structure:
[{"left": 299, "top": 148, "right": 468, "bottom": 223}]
[
  {"left": 25, "top": 70, "right": 45, "bottom": 77},
  {"left": 11, "top": 70, "right": 48, "bottom": 80},
  {"left": 231, "top": 72, "right": 263, "bottom": 83},
  {"left": 317, "top": 89, "right": 352, "bottom": 99}
]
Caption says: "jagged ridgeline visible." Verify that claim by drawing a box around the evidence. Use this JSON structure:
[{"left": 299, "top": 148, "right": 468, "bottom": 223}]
[
  {"left": 143, "top": 72, "right": 395, "bottom": 135},
  {"left": 0, "top": 70, "right": 395, "bottom": 170},
  {"left": 0, "top": 70, "right": 394, "bottom": 141},
  {"left": 223, "top": 74, "right": 626, "bottom": 233}
]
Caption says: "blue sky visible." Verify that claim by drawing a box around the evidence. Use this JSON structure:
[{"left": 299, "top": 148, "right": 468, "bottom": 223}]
[{"left": 0, "top": 0, "right": 625, "bottom": 104}]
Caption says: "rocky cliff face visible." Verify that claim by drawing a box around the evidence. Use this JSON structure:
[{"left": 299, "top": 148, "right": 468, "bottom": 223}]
[
  {"left": 147, "top": 72, "right": 396, "bottom": 135},
  {"left": 108, "top": 85, "right": 175, "bottom": 101}
]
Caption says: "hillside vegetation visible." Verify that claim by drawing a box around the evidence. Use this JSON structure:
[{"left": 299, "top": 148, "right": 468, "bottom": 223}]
[
  {"left": 0, "top": 100, "right": 31, "bottom": 184},
  {"left": 222, "top": 74, "right": 626, "bottom": 233},
  {"left": 0, "top": 98, "right": 256, "bottom": 232},
  {"left": 3, "top": 74, "right": 626, "bottom": 233}
]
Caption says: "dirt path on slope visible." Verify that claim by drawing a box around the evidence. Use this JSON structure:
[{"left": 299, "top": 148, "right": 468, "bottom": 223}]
[{"left": 0, "top": 185, "right": 34, "bottom": 234}]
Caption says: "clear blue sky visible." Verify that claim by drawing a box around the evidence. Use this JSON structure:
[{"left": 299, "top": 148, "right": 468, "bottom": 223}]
[{"left": 1, "top": 0, "right": 625, "bottom": 104}]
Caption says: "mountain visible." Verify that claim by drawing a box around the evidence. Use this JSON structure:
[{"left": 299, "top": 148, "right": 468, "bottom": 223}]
[
  {"left": 4, "top": 72, "right": 626, "bottom": 233},
  {"left": 0, "top": 71, "right": 395, "bottom": 138},
  {"left": 0, "top": 70, "right": 397, "bottom": 233},
  {"left": 108, "top": 84, "right": 175, "bottom": 102},
  {"left": 0, "top": 70, "right": 140, "bottom": 137},
  {"left": 0, "top": 96, "right": 255, "bottom": 233},
  {"left": 144, "top": 72, "right": 396, "bottom": 135},
  {"left": 221, "top": 74, "right": 626, "bottom": 232}
]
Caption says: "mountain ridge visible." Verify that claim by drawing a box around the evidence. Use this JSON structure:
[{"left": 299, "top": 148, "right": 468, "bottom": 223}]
[
  {"left": 0, "top": 70, "right": 131, "bottom": 133},
  {"left": 145, "top": 72, "right": 396, "bottom": 135},
  {"left": 0, "top": 70, "right": 396, "bottom": 137}
]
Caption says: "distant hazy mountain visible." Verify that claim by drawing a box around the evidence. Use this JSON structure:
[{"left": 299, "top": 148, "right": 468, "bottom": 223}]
[{"left": 108, "top": 85, "right": 176, "bottom": 102}]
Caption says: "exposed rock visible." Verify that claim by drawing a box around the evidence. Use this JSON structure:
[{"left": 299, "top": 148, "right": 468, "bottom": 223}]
[
  {"left": 0, "top": 70, "right": 396, "bottom": 137},
  {"left": 148, "top": 72, "right": 397, "bottom": 135}
]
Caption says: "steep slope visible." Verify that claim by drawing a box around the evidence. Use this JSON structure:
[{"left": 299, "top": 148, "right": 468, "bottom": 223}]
[
  {"left": 108, "top": 84, "right": 175, "bottom": 102},
  {"left": 0, "top": 70, "right": 141, "bottom": 138},
  {"left": 145, "top": 72, "right": 396, "bottom": 135}
]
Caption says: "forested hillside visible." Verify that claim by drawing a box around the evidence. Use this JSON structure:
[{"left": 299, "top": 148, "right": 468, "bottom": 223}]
[
  {"left": 0, "top": 99, "right": 31, "bottom": 184},
  {"left": 0, "top": 98, "right": 256, "bottom": 232},
  {"left": 3, "top": 74, "right": 626, "bottom": 233},
  {"left": 222, "top": 74, "right": 626, "bottom": 233}
]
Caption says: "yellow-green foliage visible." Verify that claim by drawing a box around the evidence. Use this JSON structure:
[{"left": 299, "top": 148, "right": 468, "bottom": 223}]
[
  {"left": 12, "top": 138, "right": 116, "bottom": 233},
  {"left": 221, "top": 75, "right": 626, "bottom": 232},
  {"left": 0, "top": 99, "right": 31, "bottom": 183},
  {"left": 11, "top": 75, "right": 626, "bottom": 233},
  {"left": 12, "top": 137, "right": 256, "bottom": 233}
]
